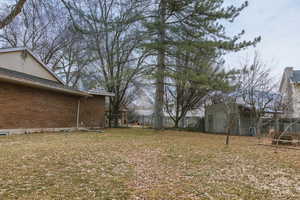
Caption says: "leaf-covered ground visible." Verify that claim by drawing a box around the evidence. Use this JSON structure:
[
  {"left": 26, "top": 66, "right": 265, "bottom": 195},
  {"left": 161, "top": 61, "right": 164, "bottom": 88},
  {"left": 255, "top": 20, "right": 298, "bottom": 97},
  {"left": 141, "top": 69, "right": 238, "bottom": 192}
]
[{"left": 0, "top": 128, "right": 299, "bottom": 199}]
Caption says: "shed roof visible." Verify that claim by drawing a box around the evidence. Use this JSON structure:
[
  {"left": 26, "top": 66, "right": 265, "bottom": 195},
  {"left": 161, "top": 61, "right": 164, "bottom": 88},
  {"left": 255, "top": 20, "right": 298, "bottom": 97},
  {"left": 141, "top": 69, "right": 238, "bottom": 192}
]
[
  {"left": 290, "top": 70, "right": 300, "bottom": 83},
  {"left": 88, "top": 89, "right": 115, "bottom": 97}
]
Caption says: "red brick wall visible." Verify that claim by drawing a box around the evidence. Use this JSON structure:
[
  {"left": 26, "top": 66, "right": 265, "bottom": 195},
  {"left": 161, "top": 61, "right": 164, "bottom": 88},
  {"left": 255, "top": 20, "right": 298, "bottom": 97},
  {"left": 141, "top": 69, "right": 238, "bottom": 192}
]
[
  {"left": 0, "top": 81, "right": 105, "bottom": 129},
  {"left": 80, "top": 96, "right": 105, "bottom": 128}
]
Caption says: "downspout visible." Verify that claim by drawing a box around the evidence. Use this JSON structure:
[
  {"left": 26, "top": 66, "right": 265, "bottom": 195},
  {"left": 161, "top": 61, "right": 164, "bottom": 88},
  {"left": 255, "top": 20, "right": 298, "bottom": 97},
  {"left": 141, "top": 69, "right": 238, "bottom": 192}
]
[{"left": 77, "top": 98, "right": 81, "bottom": 129}]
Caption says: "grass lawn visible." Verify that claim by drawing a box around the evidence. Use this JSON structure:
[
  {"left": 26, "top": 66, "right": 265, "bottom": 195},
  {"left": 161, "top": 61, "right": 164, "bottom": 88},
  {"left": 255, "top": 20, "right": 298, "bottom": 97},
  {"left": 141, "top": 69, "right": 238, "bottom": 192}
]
[{"left": 0, "top": 128, "right": 299, "bottom": 200}]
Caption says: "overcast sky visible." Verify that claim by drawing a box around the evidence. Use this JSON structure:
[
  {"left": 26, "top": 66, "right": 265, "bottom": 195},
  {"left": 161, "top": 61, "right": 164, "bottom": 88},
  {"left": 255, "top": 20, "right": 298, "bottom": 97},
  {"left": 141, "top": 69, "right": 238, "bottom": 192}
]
[
  {"left": 0, "top": 0, "right": 297, "bottom": 81},
  {"left": 224, "top": 0, "right": 300, "bottom": 81}
]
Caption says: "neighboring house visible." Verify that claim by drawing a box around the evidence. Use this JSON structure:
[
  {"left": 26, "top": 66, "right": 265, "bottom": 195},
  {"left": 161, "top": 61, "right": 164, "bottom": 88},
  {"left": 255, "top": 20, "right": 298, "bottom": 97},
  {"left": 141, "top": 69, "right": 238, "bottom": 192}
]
[
  {"left": 0, "top": 47, "right": 114, "bottom": 134},
  {"left": 279, "top": 67, "right": 300, "bottom": 118},
  {"left": 205, "top": 103, "right": 253, "bottom": 136}
]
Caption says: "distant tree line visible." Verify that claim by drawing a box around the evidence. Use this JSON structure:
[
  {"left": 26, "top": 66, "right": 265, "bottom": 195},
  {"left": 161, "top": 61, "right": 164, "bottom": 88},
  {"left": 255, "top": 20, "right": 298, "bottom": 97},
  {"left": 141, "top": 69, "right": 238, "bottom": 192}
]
[{"left": 0, "top": 0, "right": 261, "bottom": 128}]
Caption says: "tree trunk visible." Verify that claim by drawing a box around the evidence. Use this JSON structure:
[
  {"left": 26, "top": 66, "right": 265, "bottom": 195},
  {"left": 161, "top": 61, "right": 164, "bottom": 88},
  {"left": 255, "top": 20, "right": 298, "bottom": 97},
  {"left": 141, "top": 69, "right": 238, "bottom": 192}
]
[
  {"left": 275, "top": 118, "right": 279, "bottom": 133},
  {"left": 226, "top": 127, "right": 230, "bottom": 145},
  {"left": 0, "top": 0, "right": 27, "bottom": 29},
  {"left": 111, "top": 103, "right": 120, "bottom": 128},
  {"left": 108, "top": 98, "right": 120, "bottom": 128},
  {"left": 226, "top": 117, "right": 231, "bottom": 145},
  {"left": 256, "top": 119, "right": 262, "bottom": 138},
  {"left": 154, "top": 0, "right": 166, "bottom": 130},
  {"left": 226, "top": 134, "right": 230, "bottom": 145},
  {"left": 174, "top": 119, "right": 179, "bottom": 129},
  {"left": 113, "top": 118, "right": 118, "bottom": 127}
]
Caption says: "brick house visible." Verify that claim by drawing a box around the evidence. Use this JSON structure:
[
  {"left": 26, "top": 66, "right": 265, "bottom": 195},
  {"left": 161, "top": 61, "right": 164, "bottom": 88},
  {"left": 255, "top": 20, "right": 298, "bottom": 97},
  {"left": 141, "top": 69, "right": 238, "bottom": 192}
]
[{"left": 0, "top": 47, "right": 114, "bottom": 134}]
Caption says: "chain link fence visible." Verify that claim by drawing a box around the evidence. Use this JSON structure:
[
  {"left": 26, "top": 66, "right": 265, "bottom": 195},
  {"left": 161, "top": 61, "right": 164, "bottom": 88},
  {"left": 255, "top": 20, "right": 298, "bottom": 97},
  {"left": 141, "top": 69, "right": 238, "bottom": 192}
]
[{"left": 128, "top": 115, "right": 205, "bottom": 131}]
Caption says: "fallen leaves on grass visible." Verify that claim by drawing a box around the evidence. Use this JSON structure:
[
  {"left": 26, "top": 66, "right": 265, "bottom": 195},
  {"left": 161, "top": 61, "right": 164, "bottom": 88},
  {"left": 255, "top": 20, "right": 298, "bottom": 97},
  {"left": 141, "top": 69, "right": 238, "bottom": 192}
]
[{"left": 0, "top": 129, "right": 299, "bottom": 199}]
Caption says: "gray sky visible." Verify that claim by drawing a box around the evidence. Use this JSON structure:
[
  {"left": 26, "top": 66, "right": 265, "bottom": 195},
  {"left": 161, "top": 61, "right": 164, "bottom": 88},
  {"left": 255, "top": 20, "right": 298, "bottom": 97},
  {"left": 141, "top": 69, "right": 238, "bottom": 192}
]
[
  {"left": 224, "top": 0, "right": 300, "bottom": 81},
  {"left": 0, "top": 0, "right": 297, "bottom": 81}
]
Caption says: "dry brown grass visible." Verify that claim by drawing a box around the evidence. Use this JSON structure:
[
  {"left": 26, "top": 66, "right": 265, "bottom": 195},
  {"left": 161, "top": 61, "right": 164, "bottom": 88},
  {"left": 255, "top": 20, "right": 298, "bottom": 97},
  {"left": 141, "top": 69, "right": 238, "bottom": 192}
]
[{"left": 0, "top": 128, "right": 299, "bottom": 200}]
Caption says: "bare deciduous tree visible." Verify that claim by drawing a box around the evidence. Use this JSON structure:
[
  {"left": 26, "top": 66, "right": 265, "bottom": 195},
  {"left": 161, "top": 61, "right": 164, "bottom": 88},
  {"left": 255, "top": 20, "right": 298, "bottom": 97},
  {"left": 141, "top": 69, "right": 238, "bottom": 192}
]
[
  {"left": 63, "top": 0, "right": 150, "bottom": 127},
  {"left": 239, "top": 52, "right": 277, "bottom": 137},
  {"left": 208, "top": 87, "right": 240, "bottom": 145},
  {"left": 56, "top": 38, "right": 91, "bottom": 88},
  {"left": 0, "top": 0, "right": 27, "bottom": 29},
  {"left": 0, "top": 0, "right": 75, "bottom": 70},
  {"left": 164, "top": 47, "right": 225, "bottom": 128},
  {"left": 141, "top": 0, "right": 260, "bottom": 130}
]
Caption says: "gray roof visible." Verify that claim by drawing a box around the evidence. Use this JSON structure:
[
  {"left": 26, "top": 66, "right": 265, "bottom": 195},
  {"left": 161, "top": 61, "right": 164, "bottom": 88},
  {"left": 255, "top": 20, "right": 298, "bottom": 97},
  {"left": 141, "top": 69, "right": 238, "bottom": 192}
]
[
  {"left": 0, "top": 67, "right": 89, "bottom": 96},
  {"left": 88, "top": 89, "right": 115, "bottom": 97},
  {"left": 291, "top": 70, "right": 300, "bottom": 83}
]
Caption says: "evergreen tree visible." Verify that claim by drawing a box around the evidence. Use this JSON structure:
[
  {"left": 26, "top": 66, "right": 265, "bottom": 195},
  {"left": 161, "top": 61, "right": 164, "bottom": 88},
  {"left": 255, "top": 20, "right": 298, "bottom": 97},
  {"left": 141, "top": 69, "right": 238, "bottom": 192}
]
[{"left": 141, "top": 0, "right": 261, "bottom": 129}]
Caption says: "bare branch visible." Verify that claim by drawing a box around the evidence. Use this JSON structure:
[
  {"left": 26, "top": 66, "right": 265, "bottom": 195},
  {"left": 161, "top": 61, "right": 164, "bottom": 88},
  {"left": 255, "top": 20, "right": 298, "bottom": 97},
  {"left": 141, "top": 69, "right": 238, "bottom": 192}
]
[{"left": 0, "top": 0, "right": 27, "bottom": 29}]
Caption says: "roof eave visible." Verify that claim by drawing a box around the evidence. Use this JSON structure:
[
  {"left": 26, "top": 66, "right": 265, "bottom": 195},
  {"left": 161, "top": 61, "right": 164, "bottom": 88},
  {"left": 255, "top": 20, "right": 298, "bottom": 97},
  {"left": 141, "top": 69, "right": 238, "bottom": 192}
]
[
  {"left": 88, "top": 91, "right": 115, "bottom": 97},
  {"left": 0, "top": 74, "right": 91, "bottom": 97}
]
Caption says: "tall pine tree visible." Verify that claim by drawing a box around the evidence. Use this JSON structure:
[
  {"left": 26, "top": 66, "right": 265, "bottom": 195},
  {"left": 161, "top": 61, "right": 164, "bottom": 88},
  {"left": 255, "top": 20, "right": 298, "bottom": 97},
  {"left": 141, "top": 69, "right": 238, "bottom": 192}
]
[{"left": 141, "top": 0, "right": 260, "bottom": 129}]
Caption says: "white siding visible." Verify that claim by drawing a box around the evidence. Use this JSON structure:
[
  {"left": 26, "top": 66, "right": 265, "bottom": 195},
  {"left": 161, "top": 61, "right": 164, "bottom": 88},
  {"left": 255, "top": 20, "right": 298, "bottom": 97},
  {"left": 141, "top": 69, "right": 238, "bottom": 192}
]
[{"left": 292, "top": 85, "right": 300, "bottom": 118}]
